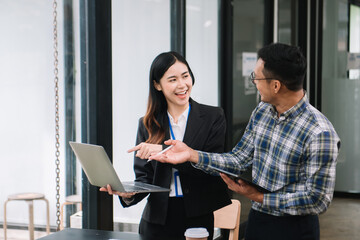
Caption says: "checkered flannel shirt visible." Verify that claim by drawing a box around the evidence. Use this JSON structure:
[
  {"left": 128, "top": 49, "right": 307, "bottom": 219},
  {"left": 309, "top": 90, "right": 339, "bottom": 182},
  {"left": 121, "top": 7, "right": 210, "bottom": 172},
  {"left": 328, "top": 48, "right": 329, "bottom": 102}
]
[{"left": 196, "top": 94, "right": 340, "bottom": 216}]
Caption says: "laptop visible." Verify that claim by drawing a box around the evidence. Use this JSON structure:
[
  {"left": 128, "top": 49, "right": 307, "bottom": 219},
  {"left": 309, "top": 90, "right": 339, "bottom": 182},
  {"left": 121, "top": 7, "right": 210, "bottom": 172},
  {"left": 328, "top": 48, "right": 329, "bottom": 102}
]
[
  {"left": 208, "top": 165, "right": 271, "bottom": 193},
  {"left": 69, "top": 142, "right": 170, "bottom": 193}
]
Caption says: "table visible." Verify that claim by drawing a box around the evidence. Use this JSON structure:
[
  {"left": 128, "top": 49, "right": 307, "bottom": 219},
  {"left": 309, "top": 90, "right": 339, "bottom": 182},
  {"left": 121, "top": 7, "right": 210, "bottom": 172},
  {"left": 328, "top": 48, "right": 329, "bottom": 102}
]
[{"left": 37, "top": 228, "right": 143, "bottom": 240}]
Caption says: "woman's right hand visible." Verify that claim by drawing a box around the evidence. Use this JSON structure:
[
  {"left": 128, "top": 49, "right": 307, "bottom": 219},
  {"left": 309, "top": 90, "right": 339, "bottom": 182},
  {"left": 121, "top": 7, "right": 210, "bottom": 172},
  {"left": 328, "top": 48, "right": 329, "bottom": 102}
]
[
  {"left": 127, "top": 142, "right": 162, "bottom": 159},
  {"left": 99, "top": 184, "right": 136, "bottom": 199}
]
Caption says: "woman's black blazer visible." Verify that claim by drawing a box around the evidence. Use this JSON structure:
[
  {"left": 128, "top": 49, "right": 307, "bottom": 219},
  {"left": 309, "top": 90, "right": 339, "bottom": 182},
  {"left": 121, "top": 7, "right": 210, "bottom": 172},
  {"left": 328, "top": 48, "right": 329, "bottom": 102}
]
[{"left": 120, "top": 99, "right": 231, "bottom": 225}]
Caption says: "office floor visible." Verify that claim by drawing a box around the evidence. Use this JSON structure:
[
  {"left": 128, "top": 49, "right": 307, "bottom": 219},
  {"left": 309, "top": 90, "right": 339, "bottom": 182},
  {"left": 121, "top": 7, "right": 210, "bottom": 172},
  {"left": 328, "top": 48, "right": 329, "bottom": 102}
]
[
  {"left": 319, "top": 197, "right": 360, "bottom": 240},
  {"left": 0, "top": 197, "right": 359, "bottom": 240},
  {"left": 0, "top": 229, "right": 48, "bottom": 240}
]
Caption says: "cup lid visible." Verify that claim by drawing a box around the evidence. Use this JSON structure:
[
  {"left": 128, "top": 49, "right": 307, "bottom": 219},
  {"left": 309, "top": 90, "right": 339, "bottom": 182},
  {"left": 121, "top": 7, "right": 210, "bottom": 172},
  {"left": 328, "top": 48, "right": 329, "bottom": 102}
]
[{"left": 184, "top": 227, "right": 209, "bottom": 238}]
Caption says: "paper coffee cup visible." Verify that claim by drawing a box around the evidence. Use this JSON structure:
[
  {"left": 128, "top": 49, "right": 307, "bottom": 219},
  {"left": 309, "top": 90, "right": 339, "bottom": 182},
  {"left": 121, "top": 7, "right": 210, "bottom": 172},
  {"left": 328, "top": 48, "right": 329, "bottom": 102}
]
[{"left": 184, "top": 227, "right": 209, "bottom": 240}]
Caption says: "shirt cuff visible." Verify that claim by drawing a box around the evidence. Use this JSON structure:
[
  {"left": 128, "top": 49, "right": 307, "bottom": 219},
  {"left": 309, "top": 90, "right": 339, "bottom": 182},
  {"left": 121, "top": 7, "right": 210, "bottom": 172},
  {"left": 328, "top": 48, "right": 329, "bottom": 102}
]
[
  {"left": 195, "top": 151, "right": 209, "bottom": 167},
  {"left": 262, "top": 192, "right": 280, "bottom": 209}
]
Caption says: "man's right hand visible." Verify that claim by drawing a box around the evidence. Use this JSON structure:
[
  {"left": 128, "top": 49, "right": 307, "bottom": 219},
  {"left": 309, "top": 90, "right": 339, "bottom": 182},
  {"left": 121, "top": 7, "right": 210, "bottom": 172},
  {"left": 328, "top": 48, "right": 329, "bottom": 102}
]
[{"left": 148, "top": 139, "right": 199, "bottom": 164}]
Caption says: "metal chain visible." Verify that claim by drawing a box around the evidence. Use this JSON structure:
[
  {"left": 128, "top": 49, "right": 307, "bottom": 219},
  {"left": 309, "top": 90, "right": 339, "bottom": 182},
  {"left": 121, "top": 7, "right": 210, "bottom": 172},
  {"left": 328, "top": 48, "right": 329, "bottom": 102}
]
[{"left": 53, "top": 0, "right": 61, "bottom": 231}]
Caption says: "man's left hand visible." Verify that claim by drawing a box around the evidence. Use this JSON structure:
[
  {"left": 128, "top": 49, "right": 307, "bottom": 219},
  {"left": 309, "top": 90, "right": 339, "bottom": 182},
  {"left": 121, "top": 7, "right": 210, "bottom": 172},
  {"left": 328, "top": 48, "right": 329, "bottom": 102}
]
[{"left": 220, "top": 173, "right": 264, "bottom": 203}]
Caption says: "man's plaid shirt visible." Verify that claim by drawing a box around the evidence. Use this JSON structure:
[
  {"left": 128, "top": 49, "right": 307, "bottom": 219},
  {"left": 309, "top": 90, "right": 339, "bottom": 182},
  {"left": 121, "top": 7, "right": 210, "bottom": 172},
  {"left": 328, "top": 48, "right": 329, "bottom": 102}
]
[{"left": 196, "top": 94, "right": 340, "bottom": 216}]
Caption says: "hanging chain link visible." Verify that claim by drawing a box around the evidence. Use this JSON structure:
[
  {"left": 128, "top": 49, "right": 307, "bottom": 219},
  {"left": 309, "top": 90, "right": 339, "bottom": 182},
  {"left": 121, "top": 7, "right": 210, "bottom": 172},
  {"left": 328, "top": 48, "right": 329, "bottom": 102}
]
[{"left": 53, "top": 0, "right": 61, "bottom": 231}]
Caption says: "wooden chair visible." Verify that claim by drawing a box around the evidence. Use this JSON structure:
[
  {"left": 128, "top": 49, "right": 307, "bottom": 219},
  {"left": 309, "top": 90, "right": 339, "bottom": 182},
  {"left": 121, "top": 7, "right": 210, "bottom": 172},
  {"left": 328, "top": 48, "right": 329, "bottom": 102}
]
[
  {"left": 3, "top": 193, "right": 50, "bottom": 240},
  {"left": 214, "top": 199, "right": 241, "bottom": 240}
]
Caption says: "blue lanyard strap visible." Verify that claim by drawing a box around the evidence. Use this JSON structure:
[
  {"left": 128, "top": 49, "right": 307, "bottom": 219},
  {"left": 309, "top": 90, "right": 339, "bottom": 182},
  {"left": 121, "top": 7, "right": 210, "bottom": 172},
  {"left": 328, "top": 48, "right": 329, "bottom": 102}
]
[
  {"left": 168, "top": 105, "right": 190, "bottom": 198},
  {"left": 168, "top": 104, "right": 191, "bottom": 140}
]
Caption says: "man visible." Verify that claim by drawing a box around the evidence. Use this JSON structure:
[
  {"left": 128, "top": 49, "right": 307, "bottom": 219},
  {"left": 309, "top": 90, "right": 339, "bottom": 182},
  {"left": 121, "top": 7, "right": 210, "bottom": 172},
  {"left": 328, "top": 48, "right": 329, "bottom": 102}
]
[{"left": 149, "top": 43, "right": 340, "bottom": 240}]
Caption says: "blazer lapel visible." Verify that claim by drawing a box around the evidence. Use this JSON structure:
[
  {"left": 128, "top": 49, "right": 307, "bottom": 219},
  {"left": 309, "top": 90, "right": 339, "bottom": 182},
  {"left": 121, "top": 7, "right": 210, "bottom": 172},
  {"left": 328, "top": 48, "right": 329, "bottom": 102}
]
[
  {"left": 162, "top": 114, "right": 173, "bottom": 184},
  {"left": 183, "top": 99, "right": 204, "bottom": 146}
]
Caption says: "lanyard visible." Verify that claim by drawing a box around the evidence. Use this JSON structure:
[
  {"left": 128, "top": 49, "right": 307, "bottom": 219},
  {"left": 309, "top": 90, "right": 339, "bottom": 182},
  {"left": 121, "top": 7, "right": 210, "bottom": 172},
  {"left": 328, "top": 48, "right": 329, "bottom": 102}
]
[
  {"left": 168, "top": 104, "right": 191, "bottom": 140},
  {"left": 168, "top": 105, "right": 191, "bottom": 197}
]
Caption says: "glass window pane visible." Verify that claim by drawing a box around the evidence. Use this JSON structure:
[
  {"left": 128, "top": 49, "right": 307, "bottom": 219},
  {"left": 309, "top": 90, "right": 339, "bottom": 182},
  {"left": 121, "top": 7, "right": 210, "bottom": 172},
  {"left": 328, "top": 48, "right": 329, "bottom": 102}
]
[
  {"left": 232, "top": 0, "right": 265, "bottom": 145},
  {"left": 112, "top": 0, "right": 170, "bottom": 225},
  {"left": 349, "top": 4, "right": 360, "bottom": 79},
  {"left": 322, "top": 0, "right": 360, "bottom": 192},
  {"left": 278, "top": 0, "right": 292, "bottom": 45},
  {"left": 186, "top": 0, "right": 219, "bottom": 106},
  {"left": 0, "top": 0, "right": 66, "bottom": 227}
]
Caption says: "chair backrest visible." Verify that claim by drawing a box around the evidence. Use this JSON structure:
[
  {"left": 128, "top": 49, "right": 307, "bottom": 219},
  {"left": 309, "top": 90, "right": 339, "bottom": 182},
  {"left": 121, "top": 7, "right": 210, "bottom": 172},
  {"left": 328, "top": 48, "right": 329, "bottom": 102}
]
[{"left": 214, "top": 199, "right": 241, "bottom": 240}]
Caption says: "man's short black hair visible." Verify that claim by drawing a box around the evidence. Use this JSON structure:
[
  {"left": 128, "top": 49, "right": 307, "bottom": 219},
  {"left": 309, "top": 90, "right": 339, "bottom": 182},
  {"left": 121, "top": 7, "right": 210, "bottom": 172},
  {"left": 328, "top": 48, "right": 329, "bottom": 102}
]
[{"left": 258, "top": 43, "right": 306, "bottom": 91}]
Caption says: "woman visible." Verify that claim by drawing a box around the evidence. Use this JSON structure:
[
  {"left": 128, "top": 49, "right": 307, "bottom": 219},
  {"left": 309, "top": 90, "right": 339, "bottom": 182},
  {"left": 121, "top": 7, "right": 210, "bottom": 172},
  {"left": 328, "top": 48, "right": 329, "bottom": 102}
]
[{"left": 101, "top": 51, "right": 230, "bottom": 240}]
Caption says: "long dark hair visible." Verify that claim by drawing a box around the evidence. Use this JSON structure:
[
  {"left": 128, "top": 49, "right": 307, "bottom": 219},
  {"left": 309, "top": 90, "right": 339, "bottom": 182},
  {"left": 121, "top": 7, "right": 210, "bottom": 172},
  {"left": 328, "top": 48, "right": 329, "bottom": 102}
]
[{"left": 143, "top": 51, "right": 195, "bottom": 144}]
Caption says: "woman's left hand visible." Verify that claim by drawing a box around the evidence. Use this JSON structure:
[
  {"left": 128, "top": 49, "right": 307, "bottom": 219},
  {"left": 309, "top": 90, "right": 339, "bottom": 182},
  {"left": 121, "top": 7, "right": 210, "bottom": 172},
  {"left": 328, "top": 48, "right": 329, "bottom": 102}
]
[
  {"left": 128, "top": 142, "right": 162, "bottom": 159},
  {"left": 99, "top": 184, "right": 136, "bottom": 198}
]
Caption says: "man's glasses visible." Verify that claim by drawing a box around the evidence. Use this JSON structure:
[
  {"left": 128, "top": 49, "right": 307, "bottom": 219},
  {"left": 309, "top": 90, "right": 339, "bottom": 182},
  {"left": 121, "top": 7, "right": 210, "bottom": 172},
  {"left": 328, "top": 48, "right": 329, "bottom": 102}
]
[{"left": 250, "top": 72, "right": 275, "bottom": 85}]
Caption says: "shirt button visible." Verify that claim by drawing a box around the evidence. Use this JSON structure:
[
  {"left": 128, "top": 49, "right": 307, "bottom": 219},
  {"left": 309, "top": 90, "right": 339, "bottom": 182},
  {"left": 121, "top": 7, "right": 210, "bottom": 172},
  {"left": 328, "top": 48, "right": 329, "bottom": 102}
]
[{"left": 183, "top": 189, "right": 189, "bottom": 194}]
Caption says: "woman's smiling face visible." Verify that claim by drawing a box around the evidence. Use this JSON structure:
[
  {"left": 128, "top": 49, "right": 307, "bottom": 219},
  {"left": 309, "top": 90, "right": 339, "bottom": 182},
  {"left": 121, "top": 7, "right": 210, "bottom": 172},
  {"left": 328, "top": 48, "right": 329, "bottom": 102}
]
[{"left": 154, "top": 60, "right": 193, "bottom": 109}]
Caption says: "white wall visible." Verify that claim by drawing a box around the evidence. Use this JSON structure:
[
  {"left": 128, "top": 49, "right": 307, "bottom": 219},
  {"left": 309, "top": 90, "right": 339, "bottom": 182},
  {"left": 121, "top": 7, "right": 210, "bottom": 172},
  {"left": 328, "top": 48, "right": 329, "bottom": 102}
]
[{"left": 0, "top": 0, "right": 66, "bottom": 227}]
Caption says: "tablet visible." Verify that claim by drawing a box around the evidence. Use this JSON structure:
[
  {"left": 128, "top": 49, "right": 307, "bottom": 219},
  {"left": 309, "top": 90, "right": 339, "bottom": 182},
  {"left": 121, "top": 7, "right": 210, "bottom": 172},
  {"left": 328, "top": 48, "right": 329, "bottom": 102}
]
[{"left": 208, "top": 165, "right": 270, "bottom": 193}]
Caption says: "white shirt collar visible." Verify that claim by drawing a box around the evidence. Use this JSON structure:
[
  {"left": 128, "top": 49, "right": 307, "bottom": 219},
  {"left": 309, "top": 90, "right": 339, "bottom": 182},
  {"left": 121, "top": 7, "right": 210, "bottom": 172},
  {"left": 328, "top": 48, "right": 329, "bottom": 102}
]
[
  {"left": 167, "top": 106, "right": 190, "bottom": 141},
  {"left": 167, "top": 105, "right": 190, "bottom": 125}
]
